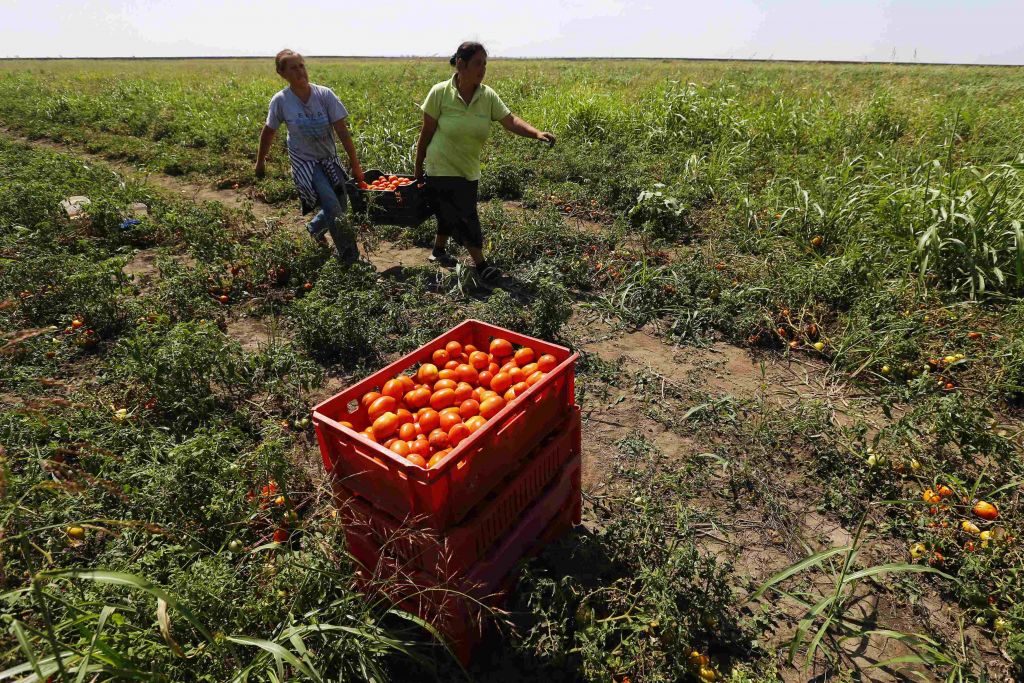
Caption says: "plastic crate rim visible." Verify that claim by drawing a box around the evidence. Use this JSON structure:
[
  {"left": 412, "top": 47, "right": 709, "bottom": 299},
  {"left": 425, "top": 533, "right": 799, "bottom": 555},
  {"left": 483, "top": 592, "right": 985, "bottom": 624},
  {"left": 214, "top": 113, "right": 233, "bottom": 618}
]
[{"left": 310, "top": 320, "right": 577, "bottom": 480}]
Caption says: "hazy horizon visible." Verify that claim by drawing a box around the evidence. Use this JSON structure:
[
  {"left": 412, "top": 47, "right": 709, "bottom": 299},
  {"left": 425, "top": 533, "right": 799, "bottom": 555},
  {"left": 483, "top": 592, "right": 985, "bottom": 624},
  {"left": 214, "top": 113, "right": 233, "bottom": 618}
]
[{"left": 5, "top": 0, "right": 1024, "bottom": 66}]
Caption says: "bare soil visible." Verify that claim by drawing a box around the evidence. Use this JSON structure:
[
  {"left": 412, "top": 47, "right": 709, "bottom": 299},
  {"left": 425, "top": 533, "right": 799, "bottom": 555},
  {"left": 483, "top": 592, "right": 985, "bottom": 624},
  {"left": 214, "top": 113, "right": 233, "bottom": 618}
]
[
  {"left": 122, "top": 249, "right": 196, "bottom": 289},
  {"left": 225, "top": 315, "right": 282, "bottom": 353}
]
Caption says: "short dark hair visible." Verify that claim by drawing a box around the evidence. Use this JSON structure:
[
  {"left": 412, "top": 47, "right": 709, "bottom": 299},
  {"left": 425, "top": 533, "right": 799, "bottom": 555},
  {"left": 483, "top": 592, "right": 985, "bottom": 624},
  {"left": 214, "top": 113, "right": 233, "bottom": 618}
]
[
  {"left": 275, "top": 49, "right": 302, "bottom": 73},
  {"left": 450, "top": 42, "right": 486, "bottom": 67}
]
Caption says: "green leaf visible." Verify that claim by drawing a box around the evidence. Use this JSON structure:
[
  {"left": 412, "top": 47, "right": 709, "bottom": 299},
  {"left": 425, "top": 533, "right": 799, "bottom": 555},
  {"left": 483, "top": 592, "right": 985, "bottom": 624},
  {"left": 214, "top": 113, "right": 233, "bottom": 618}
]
[
  {"left": 10, "top": 620, "right": 42, "bottom": 680},
  {"left": 841, "top": 563, "right": 957, "bottom": 585},
  {"left": 40, "top": 569, "right": 215, "bottom": 644},
  {"left": 75, "top": 605, "right": 115, "bottom": 683},
  {"left": 804, "top": 615, "right": 834, "bottom": 671},
  {"left": 789, "top": 593, "right": 837, "bottom": 664},
  {"left": 225, "top": 636, "right": 323, "bottom": 683},
  {"left": 752, "top": 546, "right": 851, "bottom": 600}
]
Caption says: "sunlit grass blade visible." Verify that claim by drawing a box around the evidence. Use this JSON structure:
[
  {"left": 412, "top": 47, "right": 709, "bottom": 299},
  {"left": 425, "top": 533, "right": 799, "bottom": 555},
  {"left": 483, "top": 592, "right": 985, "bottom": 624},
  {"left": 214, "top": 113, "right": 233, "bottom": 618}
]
[
  {"left": 752, "top": 546, "right": 851, "bottom": 600},
  {"left": 225, "top": 635, "right": 323, "bottom": 683}
]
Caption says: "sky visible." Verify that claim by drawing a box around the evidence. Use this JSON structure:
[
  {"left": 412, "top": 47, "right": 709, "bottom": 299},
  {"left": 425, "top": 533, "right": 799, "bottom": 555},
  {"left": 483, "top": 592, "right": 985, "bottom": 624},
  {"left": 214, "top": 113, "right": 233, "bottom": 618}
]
[{"left": 3, "top": 0, "right": 1023, "bottom": 64}]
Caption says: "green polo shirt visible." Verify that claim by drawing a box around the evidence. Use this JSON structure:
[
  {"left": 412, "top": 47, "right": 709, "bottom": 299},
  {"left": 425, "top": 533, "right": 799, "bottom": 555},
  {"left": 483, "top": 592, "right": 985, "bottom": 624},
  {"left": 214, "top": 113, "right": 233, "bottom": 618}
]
[{"left": 421, "top": 76, "right": 511, "bottom": 181}]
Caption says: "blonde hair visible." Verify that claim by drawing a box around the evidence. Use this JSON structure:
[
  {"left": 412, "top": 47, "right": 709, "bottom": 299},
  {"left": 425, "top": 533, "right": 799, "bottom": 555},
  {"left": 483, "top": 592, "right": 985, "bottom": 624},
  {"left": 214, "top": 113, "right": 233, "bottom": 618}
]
[{"left": 275, "top": 49, "right": 303, "bottom": 73}]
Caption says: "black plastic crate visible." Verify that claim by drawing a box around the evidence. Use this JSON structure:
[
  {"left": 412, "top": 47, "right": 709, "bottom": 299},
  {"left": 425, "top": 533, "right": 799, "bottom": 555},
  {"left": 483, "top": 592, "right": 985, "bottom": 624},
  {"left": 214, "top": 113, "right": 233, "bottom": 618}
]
[{"left": 348, "top": 170, "right": 431, "bottom": 227}]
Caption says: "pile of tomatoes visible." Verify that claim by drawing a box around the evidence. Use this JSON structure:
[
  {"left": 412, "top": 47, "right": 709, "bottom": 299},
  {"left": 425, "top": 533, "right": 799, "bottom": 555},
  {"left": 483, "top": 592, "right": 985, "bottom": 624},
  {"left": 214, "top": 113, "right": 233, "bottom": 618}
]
[
  {"left": 358, "top": 175, "right": 415, "bottom": 192},
  {"left": 341, "top": 338, "right": 558, "bottom": 469}
]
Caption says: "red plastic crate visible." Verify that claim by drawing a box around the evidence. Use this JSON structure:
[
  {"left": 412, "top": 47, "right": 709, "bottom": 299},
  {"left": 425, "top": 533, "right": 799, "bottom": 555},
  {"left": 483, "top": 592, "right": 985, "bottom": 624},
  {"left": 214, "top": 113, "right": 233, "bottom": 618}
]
[
  {"left": 313, "top": 319, "right": 578, "bottom": 528},
  {"left": 339, "top": 408, "right": 580, "bottom": 575},
  {"left": 351, "top": 476, "right": 581, "bottom": 664}
]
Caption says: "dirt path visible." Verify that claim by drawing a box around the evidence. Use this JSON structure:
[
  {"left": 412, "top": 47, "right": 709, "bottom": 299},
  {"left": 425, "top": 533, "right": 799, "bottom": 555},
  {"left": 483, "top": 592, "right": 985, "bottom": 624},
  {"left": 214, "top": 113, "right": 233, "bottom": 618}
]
[{"left": 1, "top": 126, "right": 307, "bottom": 233}]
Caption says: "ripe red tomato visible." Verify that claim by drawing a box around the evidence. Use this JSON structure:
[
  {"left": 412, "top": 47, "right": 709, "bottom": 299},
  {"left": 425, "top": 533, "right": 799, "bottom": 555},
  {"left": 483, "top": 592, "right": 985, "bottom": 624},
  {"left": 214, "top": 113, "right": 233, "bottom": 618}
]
[
  {"left": 433, "top": 378, "right": 458, "bottom": 392},
  {"left": 480, "top": 396, "right": 506, "bottom": 419},
  {"left": 514, "top": 347, "right": 535, "bottom": 366},
  {"left": 456, "top": 363, "right": 479, "bottom": 384},
  {"left": 454, "top": 382, "right": 474, "bottom": 402},
  {"left": 372, "top": 412, "right": 399, "bottom": 439},
  {"left": 445, "top": 341, "right": 462, "bottom": 358},
  {"left": 459, "top": 399, "right": 480, "bottom": 418},
  {"left": 428, "top": 428, "right": 449, "bottom": 451},
  {"left": 399, "top": 422, "right": 417, "bottom": 441},
  {"left": 417, "top": 363, "right": 439, "bottom": 385},
  {"left": 439, "top": 410, "right": 462, "bottom": 431},
  {"left": 382, "top": 379, "right": 405, "bottom": 400},
  {"left": 537, "top": 354, "right": 557, "bottom": 372},
  {"left": 405, "top": 387, "right": 431, "bottom": 409},
  {"left": 430, "top": 388, "right": 456, "bottom": 411},
  {"left": 469, "top": 351, "right": 490, "bottom": 370},
  {"left": 490, "top": 371, "right": 513, "bottom": 394},
  {"left": 367, "top": 396, "right": 397, "bottom": 422},
  {"left": 418, "top": 408, "right": 440, "bottom": 433},
  {"left": 449, "top": 423, "right": 470, "bottom": 447},
  {"left": 489, "top": 338, "right": 513, "bottom": 358}
]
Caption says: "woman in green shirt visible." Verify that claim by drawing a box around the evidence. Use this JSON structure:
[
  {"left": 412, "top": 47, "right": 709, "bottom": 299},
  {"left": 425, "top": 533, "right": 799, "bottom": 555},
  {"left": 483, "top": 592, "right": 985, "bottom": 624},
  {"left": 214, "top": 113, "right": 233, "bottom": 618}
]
[{"left": 414, "top": 42, "right": 555, "bottom": 282}]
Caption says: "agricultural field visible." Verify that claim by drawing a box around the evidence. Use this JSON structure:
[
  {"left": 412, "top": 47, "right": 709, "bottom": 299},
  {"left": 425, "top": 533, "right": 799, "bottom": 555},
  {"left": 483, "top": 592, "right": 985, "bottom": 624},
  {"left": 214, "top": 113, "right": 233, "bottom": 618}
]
[{"left": 1, "top": 56, "right": 1024, "bottom": 682}]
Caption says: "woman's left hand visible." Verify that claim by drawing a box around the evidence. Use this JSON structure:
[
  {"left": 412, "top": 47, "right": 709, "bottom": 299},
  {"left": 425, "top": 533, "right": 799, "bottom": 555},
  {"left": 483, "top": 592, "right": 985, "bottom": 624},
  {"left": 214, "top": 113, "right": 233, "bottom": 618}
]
[{"left": 537, "top": 131, "right": 556, "bottom": 147}]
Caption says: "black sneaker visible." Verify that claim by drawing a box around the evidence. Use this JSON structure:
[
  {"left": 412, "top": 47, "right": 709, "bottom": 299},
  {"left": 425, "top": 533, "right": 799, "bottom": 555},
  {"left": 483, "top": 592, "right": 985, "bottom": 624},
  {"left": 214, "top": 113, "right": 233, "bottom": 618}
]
[
  {"left": 476, "top": 262, "right": 501, "bottom": 283},
  {"left": 338, "top": 244, "right": 359, "bottom": 265},
  {"left": 429, "top": 249, "right": 456, "bottom": 267}
]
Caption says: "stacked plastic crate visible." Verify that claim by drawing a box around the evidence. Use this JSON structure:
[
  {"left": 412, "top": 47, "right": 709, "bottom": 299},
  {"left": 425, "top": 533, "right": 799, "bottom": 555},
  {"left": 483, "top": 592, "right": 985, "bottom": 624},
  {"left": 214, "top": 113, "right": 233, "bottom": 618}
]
[{"left": 312, "top": 320, "right": 580, "bottom": 663}]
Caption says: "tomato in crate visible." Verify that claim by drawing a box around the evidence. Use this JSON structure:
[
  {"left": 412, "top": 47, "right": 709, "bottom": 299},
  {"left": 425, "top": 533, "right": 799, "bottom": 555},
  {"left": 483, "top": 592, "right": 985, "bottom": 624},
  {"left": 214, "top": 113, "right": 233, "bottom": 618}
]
[
  {"left": 347, "top": 169, "right": 430, "bottom": 227},
  {"left": 312, "top": 320, "right": 578, "bottom": 528}
]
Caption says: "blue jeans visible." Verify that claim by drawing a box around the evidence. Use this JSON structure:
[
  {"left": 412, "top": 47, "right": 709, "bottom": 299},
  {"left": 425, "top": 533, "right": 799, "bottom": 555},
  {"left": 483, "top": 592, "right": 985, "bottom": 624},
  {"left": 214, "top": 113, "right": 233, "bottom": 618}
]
[{"left": 308, "top": 165, "right": 356, "bottom": 260}]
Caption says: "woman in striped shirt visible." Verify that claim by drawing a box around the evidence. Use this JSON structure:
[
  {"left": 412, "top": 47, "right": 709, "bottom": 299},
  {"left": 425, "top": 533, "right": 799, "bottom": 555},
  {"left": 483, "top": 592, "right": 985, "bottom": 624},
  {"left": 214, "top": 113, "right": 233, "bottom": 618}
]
[{"left": 255, "top": 49, "right": 366, "bottom": 263}]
